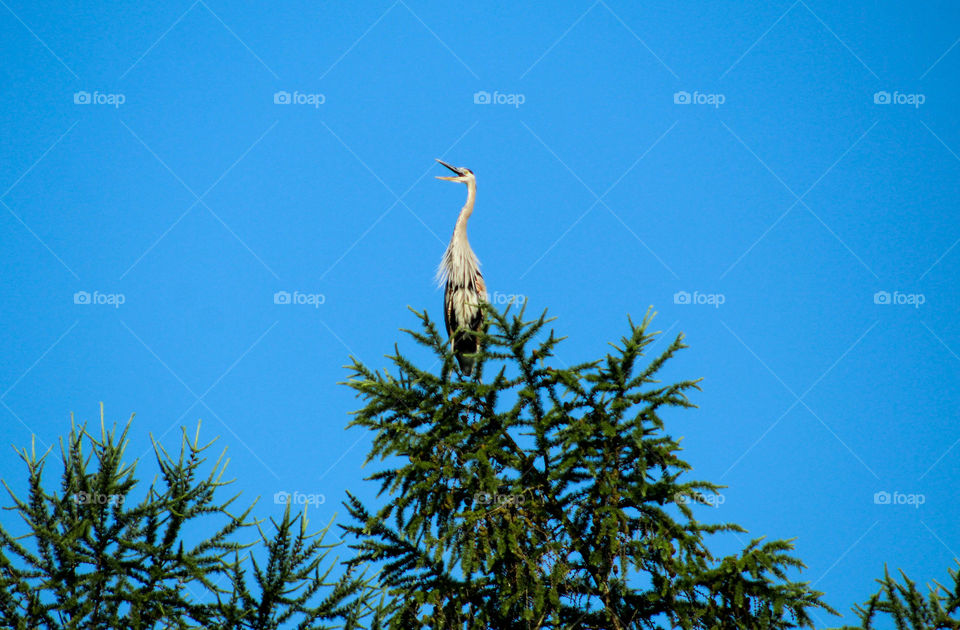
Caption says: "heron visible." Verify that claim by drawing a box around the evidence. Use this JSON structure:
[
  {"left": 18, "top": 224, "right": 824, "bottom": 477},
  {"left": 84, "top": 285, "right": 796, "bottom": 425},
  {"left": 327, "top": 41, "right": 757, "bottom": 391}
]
[{"left": 435, "top": 159, "right": 486, "bottom": 376}]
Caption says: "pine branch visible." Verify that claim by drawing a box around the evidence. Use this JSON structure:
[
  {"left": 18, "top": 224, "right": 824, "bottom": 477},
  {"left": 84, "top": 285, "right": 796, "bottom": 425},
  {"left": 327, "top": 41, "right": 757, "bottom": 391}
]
[
  {"left": 342, "top": 304, "right": 836, "bottom": 629},
  {"left": 0, "top": 405, "right": 377, "bottom": 630}
]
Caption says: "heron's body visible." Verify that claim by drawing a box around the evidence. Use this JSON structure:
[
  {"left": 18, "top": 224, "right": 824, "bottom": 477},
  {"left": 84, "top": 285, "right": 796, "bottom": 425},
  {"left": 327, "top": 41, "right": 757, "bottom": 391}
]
[{"left": 435, "top": 160, "right": 485, "bottom": 376}]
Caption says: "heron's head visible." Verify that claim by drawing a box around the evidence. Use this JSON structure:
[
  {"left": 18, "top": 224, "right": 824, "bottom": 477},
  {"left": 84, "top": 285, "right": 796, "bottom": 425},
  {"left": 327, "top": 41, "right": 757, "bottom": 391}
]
[{"left": 435, "top": 159, "right": 475, "bottom": 185}]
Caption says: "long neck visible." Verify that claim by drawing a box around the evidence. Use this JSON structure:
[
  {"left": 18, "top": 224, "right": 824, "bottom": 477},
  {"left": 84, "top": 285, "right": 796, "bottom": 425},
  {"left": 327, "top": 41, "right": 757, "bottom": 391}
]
[
  {"left": 436, "top": 180, "right": 479, "bottom": 287},
  {"left": 452, "top": 180, "right": 476, "bottom": 241}
]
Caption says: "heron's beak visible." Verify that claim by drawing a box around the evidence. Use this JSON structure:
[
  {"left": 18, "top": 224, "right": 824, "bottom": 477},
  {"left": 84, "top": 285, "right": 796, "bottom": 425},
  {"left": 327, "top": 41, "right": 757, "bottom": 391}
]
[{"left": 435, "top": 158, "right": 462, "bottom": 181}]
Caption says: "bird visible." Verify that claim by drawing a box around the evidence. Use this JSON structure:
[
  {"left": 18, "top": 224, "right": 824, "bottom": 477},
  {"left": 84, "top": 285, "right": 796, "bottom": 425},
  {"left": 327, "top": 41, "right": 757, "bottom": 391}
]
[{"left": 435, "top": 158, "right": 486, "bottom": 376}]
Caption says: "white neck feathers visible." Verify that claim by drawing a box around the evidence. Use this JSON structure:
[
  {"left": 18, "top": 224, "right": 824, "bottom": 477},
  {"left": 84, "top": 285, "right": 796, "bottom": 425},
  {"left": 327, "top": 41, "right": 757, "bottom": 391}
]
[{"left": 436, "top": 181, "right": 480, "bottom": 288}]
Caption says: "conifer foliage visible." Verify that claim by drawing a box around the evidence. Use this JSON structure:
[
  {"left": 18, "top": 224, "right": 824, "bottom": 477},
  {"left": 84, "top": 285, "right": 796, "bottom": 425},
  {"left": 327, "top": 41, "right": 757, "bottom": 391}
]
[
  {"left": 0, "top": 409, "right": 371, "bottom": 629},
  {"left": 4, "top": 310, "right": 954, "bottom": 629},
  {"left": 343, "top": 305, "right": 836, "bottom": 629},
  {"left": 836, "top": 564, "right": 960, "bottom": 630}
]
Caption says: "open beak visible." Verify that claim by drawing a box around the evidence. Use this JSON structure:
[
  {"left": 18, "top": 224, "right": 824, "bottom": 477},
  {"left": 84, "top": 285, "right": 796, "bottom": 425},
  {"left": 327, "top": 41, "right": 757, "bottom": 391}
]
[{"left": 435, "top": 158, "right": 462, "bottom": 181}]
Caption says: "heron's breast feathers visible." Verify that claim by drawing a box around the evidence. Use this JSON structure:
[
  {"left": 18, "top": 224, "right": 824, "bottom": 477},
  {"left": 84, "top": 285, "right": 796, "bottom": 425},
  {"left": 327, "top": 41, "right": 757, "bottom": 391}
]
[
  {"left": 436, "top": 235, "right": 481, "bottom": 289},
  {"left": 439, "top": 232, "right": 486, "bottom": 349}
]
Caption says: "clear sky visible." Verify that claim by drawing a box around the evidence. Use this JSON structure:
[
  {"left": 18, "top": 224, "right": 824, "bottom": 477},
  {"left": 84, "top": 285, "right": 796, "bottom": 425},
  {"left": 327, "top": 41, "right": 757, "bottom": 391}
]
[{"left": 1, "top": 1, "right": 958, "bottom": 624}]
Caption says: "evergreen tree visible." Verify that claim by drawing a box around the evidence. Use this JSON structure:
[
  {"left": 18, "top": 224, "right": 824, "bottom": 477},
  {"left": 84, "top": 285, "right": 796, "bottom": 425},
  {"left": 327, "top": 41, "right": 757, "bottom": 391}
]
[
  {"left": 342, "top": 305, "right": 837, "bottom": 628},
  {"left": 0, "top": 407, "right": 374, "bottom": 629},
  {"left": 836, "top": 563, "right": 960, "bottom": 629}
]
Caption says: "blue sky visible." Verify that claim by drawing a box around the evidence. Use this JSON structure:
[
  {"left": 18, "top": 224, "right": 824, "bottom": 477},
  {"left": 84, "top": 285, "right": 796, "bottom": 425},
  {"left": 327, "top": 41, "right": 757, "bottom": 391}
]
[{"left": 1, "top": 0, "right": 959, "bottom": 623}]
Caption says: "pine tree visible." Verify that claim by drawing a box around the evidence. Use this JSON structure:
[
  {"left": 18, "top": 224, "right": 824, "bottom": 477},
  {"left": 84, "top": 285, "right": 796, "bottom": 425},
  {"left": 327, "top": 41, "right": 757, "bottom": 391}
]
[
  {"left": 342, "top": 304, "right": 837, "bottom": 629},
  {"left": 0, "top": 406, "right": 375, "bottom": 629},
  {"left": 836, "top": 563, "right": 960, "bottom": 629}
]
